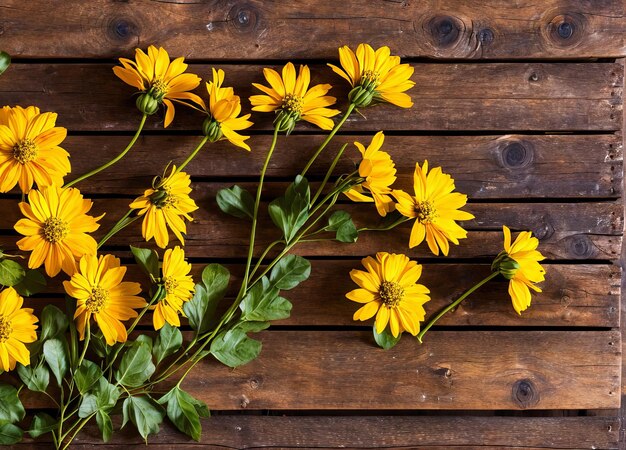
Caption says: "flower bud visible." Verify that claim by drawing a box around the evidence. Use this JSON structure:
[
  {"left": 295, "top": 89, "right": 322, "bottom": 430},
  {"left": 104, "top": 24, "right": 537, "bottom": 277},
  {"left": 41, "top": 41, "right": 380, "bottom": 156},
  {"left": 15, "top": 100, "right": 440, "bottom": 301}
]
[
  {"left": 202, "top": 118, "right": 223, "bottom": 142},
  {"left": 148, "top": 188, "right": 168, "bottom": 207},
  {"left": 491, "top": 252, "right": 520, "bottom": 280},
  {"left": 274, "top": 110, "right": 298, "bottom": 135},
  {"left": 136, "top": 93, "right": 160, "bottom": 115},
  {"left": 348, "top": 86, "right": 375, "bottom": 108}
]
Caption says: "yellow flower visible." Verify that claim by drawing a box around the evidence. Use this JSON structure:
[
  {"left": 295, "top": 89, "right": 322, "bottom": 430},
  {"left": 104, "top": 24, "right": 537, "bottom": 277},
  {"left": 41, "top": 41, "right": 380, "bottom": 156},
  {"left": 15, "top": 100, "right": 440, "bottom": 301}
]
[
  {"left": 328, "top": 44, "right": 415, "bottom": 108},
  {"left": 0, "top": 287, "right": 38, "bottom": 372},
  {"left": 250, "top": 62, "right": 340, "bottom": 132},
  {"left": 0, "top": 105, "right": 70, "bottom": 193},
  {"left": 492, "top": 226, "right": 546, "bottom": 314},
  {"left": 153, "top": 246, "right": 194, "bottom": 330},
  {"left": 347, "top": 252, "right": 430, "bottom": 338},
  {"left": 393, "top": 161, "right": 474, "bottom": 256},
  {"left": 202, "top": 68, "right": 253, "bottom": 151},
  {"left": 129, "top": 166, "right": 198, "bottom": 249},
  {"left": 14, "top": 185, "right": 102, "bottom": 277},
  {"left": 64, "top": 254, "right": 145, "bottom": 345},
  {"left": 113, "top": 45, "right": 203, "bottom": 127},
  {"left": 344, "top": 131, "right": 396, "bottom": 217}
]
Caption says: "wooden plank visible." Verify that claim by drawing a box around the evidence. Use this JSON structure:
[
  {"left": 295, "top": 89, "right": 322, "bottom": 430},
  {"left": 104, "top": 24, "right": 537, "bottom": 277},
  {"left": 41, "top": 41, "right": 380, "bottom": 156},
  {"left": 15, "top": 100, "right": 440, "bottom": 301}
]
[
  {"left": 0, "top": 63, "right": 621, "bottom": 131},
  {"left": 1, "top": 0, "right": 624, "bottom": 59},
  {"left": 174, "top": 330, "right": 621, "bottom": 410},
  {"left": 49, "top": 134, "right": 624, "bottom": 198},
  {"left": 29, "top": 263, "right": 621, "bottom": 328},
  {"left": 18, "top": 416, "right": 620, "bottom": 449}
]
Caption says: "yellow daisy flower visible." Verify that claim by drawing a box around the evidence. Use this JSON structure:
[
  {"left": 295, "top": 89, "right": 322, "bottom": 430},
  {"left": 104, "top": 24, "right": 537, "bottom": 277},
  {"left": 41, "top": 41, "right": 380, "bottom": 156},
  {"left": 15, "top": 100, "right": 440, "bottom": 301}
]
[
  {"left": 64, "top": 254, "right": 145, "bottom": 345},
  {"left": 202, "top": 68, "right": 253, "bottom": 151},
  {"left": 129, "top": 166, "right": 198, "bottom": 249},
  {"left": 250, "top": 62, "right": 340, "bottom": 132},
  {"left": 0, "top": 105, "right": 70, "bottom": 193},
  {"left": 493, "top": 226, "right": 546, "bottom": 314},
  {"left": 153, "top": 246, "right": 195, "bottom": 330},
  {"left": 344, "top": 131, "right": 396, "bottom": 217},
  {"left": 113, "top": 45, "right": 203, "bottom": 127},
  {"left": 0, "top": 287, "right": 38, "bottom": 372},
  {"left": 14, "top": 185, "right": 102, "bottom": 277},
  {"left": 393, "top": 161, "right": 474, "bottom": 256},
  {"left": 328, "top": 44, "right": 415, "bottom": 108},
  {"left": 347, "top": 252, "right": 430, "bottom": 338}
]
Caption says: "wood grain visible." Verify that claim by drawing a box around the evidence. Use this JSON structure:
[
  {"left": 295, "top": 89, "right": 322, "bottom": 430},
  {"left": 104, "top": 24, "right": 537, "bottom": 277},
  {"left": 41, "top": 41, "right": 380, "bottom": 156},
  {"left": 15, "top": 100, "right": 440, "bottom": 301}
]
[
  {"left": 1, "top": 0, "right": 624, "bottom": 59},
  {"left": 0, "top": 62, "right": 621, "bottom": 131}
]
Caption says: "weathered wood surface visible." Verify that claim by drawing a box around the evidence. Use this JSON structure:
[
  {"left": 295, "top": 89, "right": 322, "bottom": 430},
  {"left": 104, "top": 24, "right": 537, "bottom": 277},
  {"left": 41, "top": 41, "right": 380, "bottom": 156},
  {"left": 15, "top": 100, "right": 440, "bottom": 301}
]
[
  {"left": 1, "top": 0, "right": 625, "bottom": 59},
  {"left": 0, "top": 62, "right": 622, "bottom": 131},
  {"left": 18, "top": 416, "right": 621, "bottom": 449}
]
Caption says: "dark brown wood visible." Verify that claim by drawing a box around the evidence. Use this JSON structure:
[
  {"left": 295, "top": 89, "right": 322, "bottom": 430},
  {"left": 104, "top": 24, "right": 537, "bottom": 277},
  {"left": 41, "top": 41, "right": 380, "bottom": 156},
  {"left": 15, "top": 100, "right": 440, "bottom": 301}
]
[
  {"left": 1, "top": 0, "right": 624, "bottom": 59},
  {"left": 0, "top": 62, "right": 621, "bottom": 131}
]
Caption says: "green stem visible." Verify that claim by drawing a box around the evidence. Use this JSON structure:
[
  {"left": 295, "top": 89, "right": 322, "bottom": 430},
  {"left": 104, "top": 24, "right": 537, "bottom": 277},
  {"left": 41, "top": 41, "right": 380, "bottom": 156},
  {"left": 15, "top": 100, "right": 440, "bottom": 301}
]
[
  {"left": 64, "top": 114, "right": 147, "bottom": 188},
  {"left": 249, "top": 239, "right": 284, "bottom": 280},
  {"left": 357, "top": 216, "right": 411, "bottom": 233},
  {"left": 60, "top": 414, "right": 95, "bottom": 450},
  {"left": 76, "top": 321, "right": 90, "bottom": 369},
  {"left": 417, "top": 271, "right": 500, "bottom": 343},
  {"left": 311, "top": 143, "right": 349, "bottom": 205},
  {"left": 176, "top": 136, "right": 209, "bottom": 173},
  {"left": 301, "top": 103, "right": 355, "bottom": 176},
  {"left": 97, "top": 209, "right": 137, "bottom": 249}
]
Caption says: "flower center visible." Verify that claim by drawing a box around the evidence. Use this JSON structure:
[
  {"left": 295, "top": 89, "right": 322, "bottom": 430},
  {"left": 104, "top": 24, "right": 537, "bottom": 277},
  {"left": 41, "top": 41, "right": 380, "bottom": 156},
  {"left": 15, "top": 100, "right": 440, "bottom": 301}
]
[
  {"left": 13, "top": 139, "right": 39, "bottom": 164},
  {"left": 163, "top": 276, "right": 179, "bottom": 295},
  {"left": 86, "top": 286, "right": 109, "bottom": 313},
  {"left": 415, "top": 200, "right": 437, "bottom": 224},
  {"left": 149, "top": 187, "right": 177, "bottom": 209},
  {"left": 151, "top": 78, "right": 169, "bottom": 97},
  {"left": 379, "top": 281, "right": 404, "bottom": 308},
  {"left": 361, "top": 70, "right": 381, "bottom": 90},
  {"left": 43, "top": 217, "right": 69, "bottom": 243},
  {"left": 0, "top": 317, "right": 12, "bottom": 343},
  {"left": 282, "top": 93, "right": 304, "bottom": 115}
]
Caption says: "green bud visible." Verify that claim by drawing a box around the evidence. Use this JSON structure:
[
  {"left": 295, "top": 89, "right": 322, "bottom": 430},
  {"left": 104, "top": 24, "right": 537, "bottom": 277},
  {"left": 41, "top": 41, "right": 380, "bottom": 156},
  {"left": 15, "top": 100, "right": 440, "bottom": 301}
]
[
  {"left": 202, "top": 118, "right": 223, "bottom": 142},
  {"left": 491, "top": 252, "right": 520, "bottom": 280},
  {"left": 136, "top": 93, "right": 160, "bottom": 115},
  {"left": 348, "top": 86, "right": 375, "bottom": 108},
  {"left": 274, "top": 110, "right": 298, "bottom": 135},
  {"left": 148, "top": 188, "right": 168, "bottom": 207}
]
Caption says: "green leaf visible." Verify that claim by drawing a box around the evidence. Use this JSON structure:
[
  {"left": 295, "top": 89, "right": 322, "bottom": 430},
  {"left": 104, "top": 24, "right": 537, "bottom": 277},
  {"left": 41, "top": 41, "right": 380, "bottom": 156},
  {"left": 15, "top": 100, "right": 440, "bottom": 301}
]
[
  {"left": 216, "top": 185, "right": 254, "bottom": 219},
  {"left": 14, "top": 269, "right": 46, "bottom": 297},
  {"left": 234, "top": 321, "right": 270, "bottom": 333},
  {"left": 122, "top": 396, "right": 164, "bottom": 442},
  {"left": 96, "top": 410, "right": 113, "bottom": 442},
  {"left": 153, "top": 323, "right": 183, "bottom": 365},
  {"left": 269, "top": 254, "right": 311, "bottom": 290},
  {"left": 373, "top": 325, "right": 402, "bottom": 350},
  {"left": 240, "top": 277, "right": 292, "bottom": 322},
  {"left": 0, "top": 384, "right": 25, "bottom": 423},
  {"left": 75, "top": 360, "right": 103, "bottom": 395},
  {"left": 268, "top": 175, "right": 310, "bottom": 243},
  {"left": 28, "top": 412, "right": 56, "bottom": 439},
  {"left": 0, "top": 423, "right": 22, "bottom": 445},
  {"left": 184, "top": 263, "right": 229, "bottom": 334},
  {"left": 17, "top": 364, "right": 49, "bottom": 393},
  {"left": 327, "top": 210, "right": 358, "bottom": 243},
  {"left": 130, "top": 246, "right": 159, "bottom": 279},
  {"left": 0, "top": 260, "right": 25, "bottom": 287},
  {"left": 201, "top": 263, "right": 230, "bottom": 301},
  {"left": 0, "top": 52, "right": 10, "bottom": 76},
  {"left": 79, "top": 377, "right": 120, "bottom": 418},
  {"left": 136, "top": 334, "right": 153, "bottom": 351},
  {"left": 43, "top": 338, "right": 69, "bottom": 387},
  {"left": 210, "top": 328, "right": 261, "bottom": 368},
  {"left": 40, "top": 305, "right": 69, "bottom": 341},
  {"left": 158, "top": 387, "right": 209, "bottom": 441},
  {"left": 115, "top": 342, "right": 155, "bottom": 387}
]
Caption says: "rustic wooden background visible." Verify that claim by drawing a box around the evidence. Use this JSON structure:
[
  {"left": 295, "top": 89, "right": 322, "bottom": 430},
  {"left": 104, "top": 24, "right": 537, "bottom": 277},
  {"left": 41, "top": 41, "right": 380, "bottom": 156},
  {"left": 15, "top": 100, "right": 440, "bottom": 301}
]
[{"left": 1, "top": 0, "right": 625, "bottom": 448}]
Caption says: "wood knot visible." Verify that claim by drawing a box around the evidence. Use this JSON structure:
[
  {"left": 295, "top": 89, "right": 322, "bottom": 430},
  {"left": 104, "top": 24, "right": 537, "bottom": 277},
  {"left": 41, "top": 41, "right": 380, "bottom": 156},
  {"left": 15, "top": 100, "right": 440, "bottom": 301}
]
[
  {"left": 249, "top": 377, "right": 262, "bottom": 389},
  {"left": 500, "top": 141, "right": 534, "bottom": 169},
  {"left": 533, "top": 218, "right": 555, "bottom": 240},
  {"left": 512, "top": 379, "right": 540, "bottom": 409},
  {"left": 107, "top": 17, "right": 139, "bottom": 42},
  {"left": 568, "top": 235, "right": 595, "bottom": 259},
  {"left": 543, "top": 12, "right": 587, "bottom": 48},
  {"left": 229, "top": 3, "right": 260, "bottom": 33},
  {"left": 427, "top": 15, "right": 463, "bottom": 48},
  {"left": 478, "top": 28, "right": 494, "bottom": 45}
]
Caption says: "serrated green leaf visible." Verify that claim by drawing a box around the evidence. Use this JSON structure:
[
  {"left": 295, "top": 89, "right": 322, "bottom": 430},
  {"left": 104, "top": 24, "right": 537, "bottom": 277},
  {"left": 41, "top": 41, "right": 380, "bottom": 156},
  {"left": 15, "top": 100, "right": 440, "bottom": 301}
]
[
  {"left": 0, "top": 260, "right": 25, "bottom": 287},
  {"left": 14, "top": 269, "right": 46, "bottom": 297},
  {"left": 158, "top": 387, "right": 209, "bottom": 441},
  {"left": 0, "top": 384, "right": 25, "bottom": 423},
  {"left": 153, "top": 324, "right": 183, "bottom": 365},
  {"left": 43, "top": 338, "right": 68, "bottom": 386},
  {"left": 216, "top": 185, "right": 254, "bottom": 219},
  {"left": 268, "top": 176, "right": 310, "bottom": 243},
  {"left": 373, "top": 325, "right": 402, "bottom": 350},
  {"left": 130, "top": 246, "right": 159, "bottom": 279},
  {"left": 40, "top": 305, "right": 69, "bottom": 341},
  {"left": 115, "top": 342, "right": 155, "bottom": 387},
  {"left": 75, "top": 360, "right": 103, "bottom": 395},
  {"left": 122, "top": 396, "right": 164, "bottom": 442},
  {"left": 17, "top": 364, "right": 49, "bottom": 392},
  {"left": 0, "top": 423, "right": 22, "bottom": 445},
  {"left": 240, "top": 277, "right": 292, "bottom": 322},
  {"left": 210, "top": 329, "right": 261, "bottom": 368},
  {"left": 0, "top": 52, "right": 10, "bottom": 76},
  {"left": 327, "top": 210, "right": 358, "bottom": 243},
  {"left": 269, "top": 254, "right": 311, "bottom": 290},
  {"left": 28, "top": 412, "right": 56, "bottom": 439},
  {"left": 96, "top": 410, "right": 112, "bottom": 442}
]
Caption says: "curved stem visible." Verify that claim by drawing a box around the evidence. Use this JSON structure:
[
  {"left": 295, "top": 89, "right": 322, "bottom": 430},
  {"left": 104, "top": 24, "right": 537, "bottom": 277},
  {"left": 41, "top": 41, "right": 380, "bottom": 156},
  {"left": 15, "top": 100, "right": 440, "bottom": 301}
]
[
  {"left": 357, "top": 216, "right": 411, "bottom": 233},
  {"left": 176, "top": 136, "right": 209, "bottom": 173},
  {"left": 301, "top": 103, "right": 355, "bottom": 177},
  {"left": 311, "top": 143, "right": 348, "bottom": 205},
  {"left": 97, "top": 209, "right": 138, "bottom": 249},
  {"left": 76, "top": 321, "right": 90, "bottom": 369},
  {"left": 64, "top": 114, "right": 147, "bottom": 188},
  {"left": 417, "top": 271, "right": 500, "bottom": 343},
  {"left": 249, "top": 239, "right": 284, "bottom": 280}
]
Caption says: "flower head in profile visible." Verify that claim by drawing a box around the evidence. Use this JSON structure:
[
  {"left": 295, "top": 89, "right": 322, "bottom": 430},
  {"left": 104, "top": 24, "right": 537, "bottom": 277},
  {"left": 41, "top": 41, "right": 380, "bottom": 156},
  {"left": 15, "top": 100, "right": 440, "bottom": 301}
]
[
  {"left": 113, "top": 45, "right": 203, "bottom": 127},
  {"left": 64, "top": 254, "right": 145, "bottom": 345},
  {"left": 393, "top": 161, "right": 474, "bottom": 256},
  {"left": 0, "top": 287, "right": 38, "bottom": 371},
  {"left": 129, "top": 166, "right": 198, "bottom": 249},
  {"left": 250, "top": 62, "right": 340, "bottom": 133},
  {"left": 201, "top": 68, "right": 253, "bottom": 151},
  {"left": 0, "top": 105, "right": 70, "bottom": 193},
  {"left": 492, "top": 226, "right": 546, "bottom": 314},
  {"left": 328, "top": 44, "right": 415, "bottom": 108},
  {"left": 344, "top": 131, "right": 396, "bottom": 217},
  {"left": 14, "top": 185, "right": 102, "bottom": 277},
  {"left": 153, "top": 246, "right": 195, "bottom": 330},
  {"left": 346, "top": 252, "right": 430, "bottom": 338}
]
